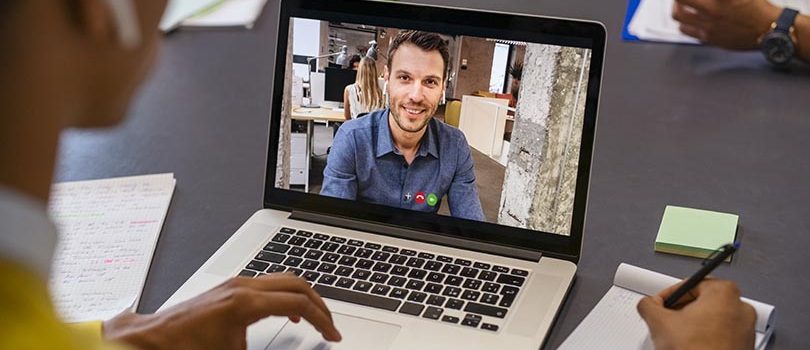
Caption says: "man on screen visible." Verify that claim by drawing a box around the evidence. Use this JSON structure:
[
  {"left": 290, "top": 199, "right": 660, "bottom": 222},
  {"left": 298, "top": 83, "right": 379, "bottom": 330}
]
[{"left": 321, "top": 30, "right": 485, "bottom": 221}]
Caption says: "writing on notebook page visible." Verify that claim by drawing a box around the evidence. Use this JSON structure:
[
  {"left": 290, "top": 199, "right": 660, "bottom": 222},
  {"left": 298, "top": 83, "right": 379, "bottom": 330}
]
[{"left": 48, "top": 174, "right": 175, "bottom": 322}]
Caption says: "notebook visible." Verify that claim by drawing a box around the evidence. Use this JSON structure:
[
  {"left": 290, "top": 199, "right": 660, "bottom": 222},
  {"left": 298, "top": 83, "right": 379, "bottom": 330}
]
[
  {"left": 655, "top": 205, "right": 738, "bottom": 260},
  {"left": 48, "top": 173, "right": 176, "bottom": 322},
  {"left": 558, "top": 263, "right": 775, "bottom": 350}
]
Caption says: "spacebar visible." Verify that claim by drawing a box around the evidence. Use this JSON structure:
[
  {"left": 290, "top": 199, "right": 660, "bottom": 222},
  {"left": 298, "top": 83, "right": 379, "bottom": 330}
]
[{"left": 313, "top": 284, "right": 401, "bottom": 311}]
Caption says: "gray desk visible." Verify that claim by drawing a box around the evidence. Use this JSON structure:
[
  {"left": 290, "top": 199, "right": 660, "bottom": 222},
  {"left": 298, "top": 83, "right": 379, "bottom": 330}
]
[{"left": 56, "top": 1, "right": 810, "bottom": 348}]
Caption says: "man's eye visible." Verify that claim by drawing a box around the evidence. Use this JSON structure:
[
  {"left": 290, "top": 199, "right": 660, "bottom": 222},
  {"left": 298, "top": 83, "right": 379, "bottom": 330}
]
[
  {"left": 398, "top": 75, "right": 410, "bottom": 81},
  {"left": 425, "top": 80, "right": 438, "bottom": 87}
]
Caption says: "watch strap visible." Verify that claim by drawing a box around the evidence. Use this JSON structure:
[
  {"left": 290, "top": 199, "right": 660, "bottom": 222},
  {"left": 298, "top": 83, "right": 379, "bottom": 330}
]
[{"left": 775, "top": 8, "right": 799, "bottom": 34}]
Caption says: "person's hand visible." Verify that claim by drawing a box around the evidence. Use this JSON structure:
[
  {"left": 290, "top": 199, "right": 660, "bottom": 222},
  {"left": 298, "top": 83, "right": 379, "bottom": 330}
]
[
  {"left": 637, "top": 279, "right": 756, "bottom": 350},
  {"left": 103, "top": 273, "right": 342, "bottom": 349},
  {"left": 673, "top": 0, "right": 782, "bottom": 49}
]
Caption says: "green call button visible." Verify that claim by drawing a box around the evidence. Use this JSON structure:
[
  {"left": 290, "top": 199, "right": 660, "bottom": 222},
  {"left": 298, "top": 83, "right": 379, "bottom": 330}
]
[{"left": 427, "top": 193, "right": 438, "bottom": 206}]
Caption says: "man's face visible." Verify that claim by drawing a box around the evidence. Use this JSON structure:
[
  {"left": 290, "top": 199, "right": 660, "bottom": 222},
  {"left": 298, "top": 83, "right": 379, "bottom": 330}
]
[{"left": 386, "top": 43, "right": 444, "bottom": 134}]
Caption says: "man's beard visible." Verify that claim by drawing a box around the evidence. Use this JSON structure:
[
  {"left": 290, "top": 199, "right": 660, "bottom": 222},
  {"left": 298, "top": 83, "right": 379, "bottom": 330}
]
[{"left": 389, "top": 99, "right": 435, "bottom": 133}]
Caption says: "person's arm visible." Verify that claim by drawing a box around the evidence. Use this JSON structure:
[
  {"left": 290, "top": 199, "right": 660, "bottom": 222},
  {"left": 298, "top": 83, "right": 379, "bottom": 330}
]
[
  {"left": 447, "top": 135, "right": 485, "bottom": 221},
  {"left": 343, "top": 87, "right": 352, "bottom": 121},
  {"left": 320, "top": 127, "right": 359, "bottom": 200},
  {"left": 673, "top": 0, "right": 810, "bottom": 63},
  {"left": 637, "top": 279, "right": 756, "bottom": 350},
  {"left": 104, "top": 273, "right": 341, "bottom": 349}
]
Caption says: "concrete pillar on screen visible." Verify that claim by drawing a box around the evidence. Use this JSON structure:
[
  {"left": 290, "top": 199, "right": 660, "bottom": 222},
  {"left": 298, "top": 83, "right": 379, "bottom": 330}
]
[
  {"left": 497, "top": 44, "right": 591, "bottom": 235},
  {"left": 275, "top": 24, "right": 294, "bottom": 189}
]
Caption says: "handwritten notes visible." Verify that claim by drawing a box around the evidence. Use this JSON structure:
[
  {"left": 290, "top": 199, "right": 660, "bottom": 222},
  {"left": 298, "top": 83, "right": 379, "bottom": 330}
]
[{"left": 48, "top": 174, "right": 176, "bottom": 322}]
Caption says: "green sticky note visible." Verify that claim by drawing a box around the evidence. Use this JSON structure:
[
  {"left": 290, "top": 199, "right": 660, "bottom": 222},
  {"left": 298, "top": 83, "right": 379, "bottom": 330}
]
[{"left": 655, "top": 205, "right": 739, "bottom": 261}]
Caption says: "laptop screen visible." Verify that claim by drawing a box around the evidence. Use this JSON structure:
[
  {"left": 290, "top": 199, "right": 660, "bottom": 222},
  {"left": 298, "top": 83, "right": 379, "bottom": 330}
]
[{"left": 266, "top": 0, "right": 604, "bottom": 260}]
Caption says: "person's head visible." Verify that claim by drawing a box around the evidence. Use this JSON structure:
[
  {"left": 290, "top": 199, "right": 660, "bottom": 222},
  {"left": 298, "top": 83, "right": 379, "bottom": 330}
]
[
  {"left": 384, "top": 30, "right": 449, "bottom": 134},
  {"left": 0, "top": 0, "right": 167, "bottom": 128},
  {"left": 355, "top": 57, "right": 384, "bottom": 111},
  {"left": 348, "top": 55, "right": 362, "bottom": 70}
]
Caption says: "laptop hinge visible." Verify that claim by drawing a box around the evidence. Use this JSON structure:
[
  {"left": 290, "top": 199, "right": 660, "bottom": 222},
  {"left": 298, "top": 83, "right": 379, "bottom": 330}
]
[{"left": 289, "top": 210, "right": 543, "bottom": 262}]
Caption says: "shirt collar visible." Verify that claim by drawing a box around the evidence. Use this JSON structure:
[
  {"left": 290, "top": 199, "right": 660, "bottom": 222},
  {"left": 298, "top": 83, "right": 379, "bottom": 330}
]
[
  {"left": 0, "top": 186, "right": 58, "bottom": 278},
  {"left": 375, "top": 109, "right": 440, "bottom": 159}
]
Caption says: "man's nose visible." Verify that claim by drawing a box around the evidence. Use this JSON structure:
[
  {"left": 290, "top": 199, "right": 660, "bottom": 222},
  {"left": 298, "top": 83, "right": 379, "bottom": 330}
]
[{"left": 407, "top": 83, "right": 425, "bottom": 103}]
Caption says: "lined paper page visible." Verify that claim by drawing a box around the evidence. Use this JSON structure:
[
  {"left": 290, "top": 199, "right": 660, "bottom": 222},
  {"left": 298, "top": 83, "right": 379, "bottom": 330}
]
[{"left": 48, "top": 173, "right": 175, "bottom": 323}]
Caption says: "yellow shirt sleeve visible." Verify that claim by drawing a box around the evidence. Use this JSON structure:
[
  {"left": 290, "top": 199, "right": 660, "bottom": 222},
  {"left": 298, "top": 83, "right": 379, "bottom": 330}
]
[{"left": 0, "top": 261, "right": 130, "bottom": 350}]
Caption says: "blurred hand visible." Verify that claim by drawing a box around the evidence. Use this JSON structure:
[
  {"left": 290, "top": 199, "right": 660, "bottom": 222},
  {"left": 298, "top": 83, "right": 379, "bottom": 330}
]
[
  {"left": 637, "top": 279, "right": 756, "bottom": 350},
  {"left": 673, "top": 0, "right": 781, "bottom": 49},
  {"left": 103, "top": 273, "right": 341, "bottom": 350}
]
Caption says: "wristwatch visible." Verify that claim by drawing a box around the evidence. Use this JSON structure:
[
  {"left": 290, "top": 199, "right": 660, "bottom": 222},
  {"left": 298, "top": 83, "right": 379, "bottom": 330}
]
[{"left": 760, "top": 8, "right": 799, "bottom": 66}]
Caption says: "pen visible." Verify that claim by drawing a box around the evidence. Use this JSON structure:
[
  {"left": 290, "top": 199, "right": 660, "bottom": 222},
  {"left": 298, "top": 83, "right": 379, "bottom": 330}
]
[{"left": 663, "top": 242, "right": 739, "bottom": 308}]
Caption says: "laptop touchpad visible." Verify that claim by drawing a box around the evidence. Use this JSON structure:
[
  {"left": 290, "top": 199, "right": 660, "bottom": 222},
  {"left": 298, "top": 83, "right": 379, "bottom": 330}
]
[{"left": 266, "top": 313, "right": 400, "bottom": 350}]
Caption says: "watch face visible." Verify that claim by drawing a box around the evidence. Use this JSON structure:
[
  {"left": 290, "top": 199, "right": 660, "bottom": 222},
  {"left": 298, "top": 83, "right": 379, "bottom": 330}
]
[{"left": 761, "top": 32, "right": 795, "bottom": 65}]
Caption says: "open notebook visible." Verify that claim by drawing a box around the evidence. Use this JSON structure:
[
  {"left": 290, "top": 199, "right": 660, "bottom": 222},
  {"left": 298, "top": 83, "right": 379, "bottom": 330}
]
[{"left": 558, "top": 263, "right": 775, "bottom": 350}]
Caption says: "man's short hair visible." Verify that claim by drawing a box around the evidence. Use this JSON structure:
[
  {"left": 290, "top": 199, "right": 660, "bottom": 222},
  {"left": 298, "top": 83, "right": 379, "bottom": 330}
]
[{"left": 387, "top": 30, "right": 450, "bottom": 80}]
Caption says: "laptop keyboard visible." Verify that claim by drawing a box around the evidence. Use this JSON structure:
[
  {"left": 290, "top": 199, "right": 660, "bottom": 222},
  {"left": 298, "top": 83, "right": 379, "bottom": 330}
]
[{"left": 238, "top": 227, "right": 530, "bottom": 332}]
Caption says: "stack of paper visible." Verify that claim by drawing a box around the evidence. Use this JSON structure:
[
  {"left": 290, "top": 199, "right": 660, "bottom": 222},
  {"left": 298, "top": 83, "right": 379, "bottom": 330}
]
[
  {"left": 48, "top": 174, "right": 176, "bottom": 322},
  {"left": 160, "top": 0, "right": 222, "bottom": 31},
  {"left": 654, "top": 205, "right": 738, "bottom": 260},
  {"left": 182, "top": 0, "right": 269, "bottom": 29}
]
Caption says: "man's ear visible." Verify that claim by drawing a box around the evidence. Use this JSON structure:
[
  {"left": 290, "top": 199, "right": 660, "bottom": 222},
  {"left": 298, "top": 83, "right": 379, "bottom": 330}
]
[{"left": 383, "top": 65, "right": 390, "bottom": 81}]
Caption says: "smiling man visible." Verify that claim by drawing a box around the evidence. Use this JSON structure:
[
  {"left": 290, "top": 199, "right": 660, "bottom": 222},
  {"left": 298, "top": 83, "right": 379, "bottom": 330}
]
[{"left": 321, "top": 30, "right": 485, "bottom": 222}]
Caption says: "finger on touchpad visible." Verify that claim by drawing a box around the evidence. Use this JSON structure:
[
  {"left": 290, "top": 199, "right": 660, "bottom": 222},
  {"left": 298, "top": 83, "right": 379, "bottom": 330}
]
[{"left": 266, "top": 313, "right": 401, "bottom": 350}]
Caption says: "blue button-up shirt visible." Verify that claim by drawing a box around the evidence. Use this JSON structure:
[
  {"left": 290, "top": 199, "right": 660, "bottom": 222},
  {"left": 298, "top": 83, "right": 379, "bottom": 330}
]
[{"left": 321, "top": 109, "right": 485, "bottom": 221}]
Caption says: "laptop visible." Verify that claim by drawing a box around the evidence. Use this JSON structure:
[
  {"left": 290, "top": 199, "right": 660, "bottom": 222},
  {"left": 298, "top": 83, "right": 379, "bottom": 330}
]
[{"left": 159, "top": 1, "right": 605, "bottom": 349}]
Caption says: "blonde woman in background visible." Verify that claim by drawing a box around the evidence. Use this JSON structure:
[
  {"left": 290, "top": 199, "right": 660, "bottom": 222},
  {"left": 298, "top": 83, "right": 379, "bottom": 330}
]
[{"left": 343, "top": 57, "right": 385, "bottom": 120}]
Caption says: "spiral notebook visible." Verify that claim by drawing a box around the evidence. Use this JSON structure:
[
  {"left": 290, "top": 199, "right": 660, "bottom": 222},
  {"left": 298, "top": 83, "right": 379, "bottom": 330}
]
[{"left": 558, "top": 263, "right": 775, "bottom": 350}]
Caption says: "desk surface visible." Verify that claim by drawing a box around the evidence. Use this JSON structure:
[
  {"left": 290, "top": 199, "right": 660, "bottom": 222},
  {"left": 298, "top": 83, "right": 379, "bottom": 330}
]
[
  {"left": 291, "top": 106, "right": 345, "bottom": 122},
  {"left": 56, "top": 1, "right": 810, "bottom": 348}
]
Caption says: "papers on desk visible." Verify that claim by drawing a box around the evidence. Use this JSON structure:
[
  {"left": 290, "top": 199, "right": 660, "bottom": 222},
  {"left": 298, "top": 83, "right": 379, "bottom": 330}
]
[
  {"left": 623, "top": 0, "right": 810, "bottom": 44},
  {"left": 48, "top": 174, "right": 176, "bottom": 323},
  {"left": 558, "top": 263, "right": 775, "bottom": 350},
  {"left": 160, "top": 0, "right": 268, "bottom": 31}
]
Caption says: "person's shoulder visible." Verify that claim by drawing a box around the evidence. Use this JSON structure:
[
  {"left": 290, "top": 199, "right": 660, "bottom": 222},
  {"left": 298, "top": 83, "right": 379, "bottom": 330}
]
[
  {"left": 432, "top": 118, "right": 467, "bottom": 144},
  {"left": 338, "top": 109, "right": 385, "bottom": 133}
]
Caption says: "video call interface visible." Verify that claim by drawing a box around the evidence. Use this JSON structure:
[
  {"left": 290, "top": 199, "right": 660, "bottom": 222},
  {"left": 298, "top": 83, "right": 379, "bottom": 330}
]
[{"left": 276, "top": 16, "right": 593, "bottom": 236}]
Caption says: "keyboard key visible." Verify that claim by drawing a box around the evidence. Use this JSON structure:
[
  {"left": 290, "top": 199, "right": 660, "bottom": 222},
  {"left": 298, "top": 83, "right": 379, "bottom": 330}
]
[
  {"left": 387, "top": 276, "right": 407, "bottom": 287},
  {"left": 441, "top": 264, "right": 460, "bottom": 275},
  {"left": 288, "top": 236, "right": 306, "bottom": 246},
  {"left": 303, "top": 271, "right": 320, "bottom": 282},
  {"left": 382, "top": 246, "right": 399, "bottom": 253},
  {"left": 400, "top": 249, "right": 417, "bottom": 256},
  {"left": 314, "top": 284, "right": 401, "bottom": 311},
  {"left": 296, "top": 230, "right": 313, "bottom": 237},
  {"left": 279, "top": 227, "right": 296, "bottom": 234},
  {"left": 283, "top": 256, "right": 303, "bottom": 267},
  {"left": 364, "top": 242, "right": 381, "bottom": 250},
  {"left": 422, "top": 306, "right": 443, "bottom": 320},
  {"left": 454, "top": 258, "right": 472, "bottom": 267},
  {"left": 391, "top": 266, "right": 409, "bottom": 276},
  {"left": 436, "top": 255, "right": 453, "bottom": 263},
  {"left": 267, "top": 264, "right": 286, "bottom": 273},
  {"left": 286, "top": 268, "right": 304, "bottom": 276},
  {"left": 347, "top": 239, "right": 364, "bottom": 247},
  {"left": 460, "top": 267, "right": 479, "bottom": 278},
  {"left": 461, "top": 315, "right": 481, "bottom": 328},
  {"left": 407, "top": 268, "right": 427, "bottom": 280},
  {"left": 304, "top": 239, "right": 324, "bottom": 250},
  {"left": 478, "top": 271, "right": 497, "bottom": 281},
  {"left": 330, "top": 236, "right": 347, "bottom": 244},
  {"left": 353, "top": 281, "right": 373, "bottom": 292},
  {"left": 336, "top": 278, "right": 355, "bottom": 289},
  {"left": 389, "top": 288, "right": 409, "bottom": 299},
  {"left": 313, "top": 233, "right": 330, "bottom": 241},
  {"left": 304, "top": 250, "right": 323, "bottom": 260},
  {"left": 337, "top": 245, "right": 357, "bottom": 255},
  {"left": 492, "top": 265, "right": 510, "bottom": 273},
  {"left": 318, "top": 274, "right": 337, "bottom": 285},
  {"left": 499, "top": 294, "right": 516, "bottom": 308},
  {"left": 372, "top": 262, "right": 392, "bottom": 273},
  {"left": 356, "top": 259, "right": 374, "bottom": 270},
  {"left": 370, "top": 272, "right": 389, "bottom": 284},
  {"left": 480, "top": 293, "right": 499, "bottom": 305},
  {"left": 371, "top": 284, "right": 391, "bottom": 295},
  {"left": 424, "top": 283, "right": 443, "bottom": 294},
  {"left": 445, "top": 298, "right": 464, "bottom": 310},
  {"left": 371, "top": 251, "right": 391, "bottom": 261},
  {"left": 481, "top": 323, "right": 499, "bottom": 332},
  {"left": 445, "top": 276, "right": 463, "bottom": 286},
  {"left": 405, "top": 280, "right": 425, "bottom": 291},
  {"left": 264, "top": 242, "right": 290, "bottom": 253},
  {"left": 511, "top": 268, "right": 529, "bottom": 276},
  {"left": 355, "top": 248, "right": 373, "bottom": 259},
  {"left": 482, "top": 282, "right": 500, "bottom": 293},
  {"left": 272, "top": 233, "right": 291, "bottom": 243},
  {"left": 417, "top": 252, "right": 435, "bottom": 260},
  {"left": 424, "top": 261, "right": 443, "bottom": 271},
  {"left": 500, "top": 285, "right": 519, "bottom": 296},
  {"left": 317, "top": 263, "right": 336, "bottom": 274},
  {"left": 426, "top": 272, "right": 445, "bottom": 283},
  {"left": 238, "top": 269, "right": 257, "bottom": 277},
  {"left": 407, "top": 291, "right": 427, "bottom": 303},
  {"left": 300, "top": 259, "right": 319, "bottom": 270},
  {"left": 399, "top": 302, "right": 424, "bottom": 316},
  {"left": 462, "top": 279, "right": 482, "bottom": 290},
  {"left": 441, "top": 315, "right": 459, "bottom": 324},
  {"left": 461, "top": 290, "right": 481, "bottom": 301},
  {"left": 246, "top": 260, "right": 269, "bottom": 272},
  {"left": 442, "top": 286, "right": 461, "bottom": 298},
  {"left": 464, "top": 302, "right": 508, "bottom": 318},
  {"left": 335, "top": 266, "right": 353, "bottom": 277},
  {"left": 351, "top": 269, "right": 371, "bottom": 280},
  {"left": 338, "top": 255, "right": 357, "bottom": 266},
  {"left": 388, "top": 254, "right": 408, "bottom": 265},
  {"left": 289, "top": 247, "right": 306, "bottom": 257},
  {"left": 427, "top": 295, "right": 446, "bottom": 306},
  {"left": 255, "top": 251, "right": 284, "bottom": 263},
  {"left": 406, "top": 258, "right": 425, "bottom": 269},
  {"left": 322, "top": 253, "right": 340, "bottom": 264},
  {"left": 321, "top": 242, "right": 339, "bottom": 252},
  {"left": 496, "top": 274, "right": 525, "bottom": 287},
  {"left": 473, "top": 262, "right": 491, "bottom": 270}
]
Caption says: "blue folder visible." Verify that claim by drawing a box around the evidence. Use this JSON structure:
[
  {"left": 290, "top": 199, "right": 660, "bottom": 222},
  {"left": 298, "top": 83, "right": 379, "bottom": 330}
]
[{"left": 622, "top": 0, "right": 642, "bottom": 42}]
